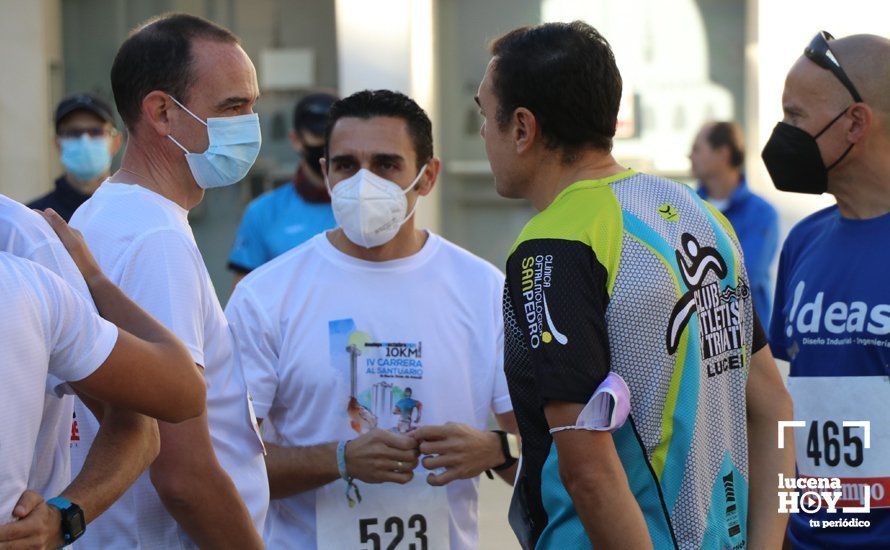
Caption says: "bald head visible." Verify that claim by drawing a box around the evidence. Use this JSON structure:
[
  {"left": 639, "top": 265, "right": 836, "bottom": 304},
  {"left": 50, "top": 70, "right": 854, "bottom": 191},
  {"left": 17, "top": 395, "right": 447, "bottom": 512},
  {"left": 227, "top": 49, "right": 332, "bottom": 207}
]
[
  {"left": 830, "top": 34, "right": 890, "bottom": 115},
  {"left": 782, "top": 33, "right": 890, "bottom": 138}
]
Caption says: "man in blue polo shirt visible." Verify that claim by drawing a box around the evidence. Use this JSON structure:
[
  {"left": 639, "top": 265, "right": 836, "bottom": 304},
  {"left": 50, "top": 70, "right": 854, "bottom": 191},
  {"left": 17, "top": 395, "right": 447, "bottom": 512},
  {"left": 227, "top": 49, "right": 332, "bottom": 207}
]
[
  {"left": 229, "top": 92, "right": 338, "bottom": 285},
  {"left": 764, "top": 32, "right": 890, "bottom": 548},
  {"left": 690, "top": 121, "right": 779, "bottom": 324}
]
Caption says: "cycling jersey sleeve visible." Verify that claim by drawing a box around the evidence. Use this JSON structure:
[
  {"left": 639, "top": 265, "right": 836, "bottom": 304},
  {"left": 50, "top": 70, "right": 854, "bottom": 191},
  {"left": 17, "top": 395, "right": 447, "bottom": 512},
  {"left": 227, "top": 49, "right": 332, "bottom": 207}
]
[{"left": 504, "top": 238, "right": 611, "bottom": 405}]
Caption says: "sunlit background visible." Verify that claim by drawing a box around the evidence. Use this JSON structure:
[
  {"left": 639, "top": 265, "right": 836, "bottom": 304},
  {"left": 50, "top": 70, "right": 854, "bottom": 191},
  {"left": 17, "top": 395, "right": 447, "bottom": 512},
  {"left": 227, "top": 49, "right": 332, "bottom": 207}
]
[{"left": 2, "top": 0, "right": 888, "bottom": 303}]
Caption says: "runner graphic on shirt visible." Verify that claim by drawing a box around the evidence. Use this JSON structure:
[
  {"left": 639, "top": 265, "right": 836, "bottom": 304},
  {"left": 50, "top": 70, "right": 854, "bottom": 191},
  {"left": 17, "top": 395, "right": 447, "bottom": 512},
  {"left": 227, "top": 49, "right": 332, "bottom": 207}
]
[{"left": 393, "top": 387, "right": 423, "bottom": 432}]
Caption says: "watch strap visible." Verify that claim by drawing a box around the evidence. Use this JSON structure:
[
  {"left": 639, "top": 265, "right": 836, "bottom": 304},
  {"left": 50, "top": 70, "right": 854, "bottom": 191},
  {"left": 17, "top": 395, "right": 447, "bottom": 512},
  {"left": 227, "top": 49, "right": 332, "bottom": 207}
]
[
  {"left": 492, "top": 430, "right": 518, "bottom": 471},
  {"left": 47, "top": 496, "right": 85, "bottom": 546},
  {"left": 46, "top": 497, "right": 73, "bottom": 511}
]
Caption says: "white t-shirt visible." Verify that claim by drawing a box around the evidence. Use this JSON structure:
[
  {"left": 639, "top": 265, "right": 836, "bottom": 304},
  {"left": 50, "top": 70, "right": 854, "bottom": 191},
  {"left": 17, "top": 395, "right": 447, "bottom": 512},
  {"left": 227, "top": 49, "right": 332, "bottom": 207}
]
[
  {"left": 0, "top": 195, "right": 92, "bottom": 500},
  {"left": 225, "top": 232, "right": 512, "bottom": 550},
  {"left": 69, "top": 182, "right": 268, "bottom": 548},
  {"left": 0, "top": 252, "right": 117, "bottom": 521}
]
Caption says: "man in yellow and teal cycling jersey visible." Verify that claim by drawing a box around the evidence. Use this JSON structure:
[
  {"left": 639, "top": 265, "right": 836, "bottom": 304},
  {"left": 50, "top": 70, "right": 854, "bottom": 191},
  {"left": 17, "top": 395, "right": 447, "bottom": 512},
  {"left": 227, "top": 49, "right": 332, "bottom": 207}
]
[{"left": 476, "top": 21, "right": 795, "bottom": 549}]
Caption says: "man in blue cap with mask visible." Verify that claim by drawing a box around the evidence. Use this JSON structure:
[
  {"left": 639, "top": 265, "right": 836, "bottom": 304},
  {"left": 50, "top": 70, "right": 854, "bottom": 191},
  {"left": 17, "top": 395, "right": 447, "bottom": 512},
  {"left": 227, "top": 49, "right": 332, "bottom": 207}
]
[{"left": 29, "top": 94, "right": 123, "bottom": 221}]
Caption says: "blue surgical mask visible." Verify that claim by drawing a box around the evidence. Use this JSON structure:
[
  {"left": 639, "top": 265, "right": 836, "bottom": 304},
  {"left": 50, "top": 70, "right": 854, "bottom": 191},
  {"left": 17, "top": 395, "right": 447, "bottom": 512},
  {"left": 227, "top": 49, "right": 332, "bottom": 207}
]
[
  {"left": 167, "top": 96, "right": 262, "bottom": 189},
  {"left": 60, "top": 135, "right": 112, "bottom": 182}
]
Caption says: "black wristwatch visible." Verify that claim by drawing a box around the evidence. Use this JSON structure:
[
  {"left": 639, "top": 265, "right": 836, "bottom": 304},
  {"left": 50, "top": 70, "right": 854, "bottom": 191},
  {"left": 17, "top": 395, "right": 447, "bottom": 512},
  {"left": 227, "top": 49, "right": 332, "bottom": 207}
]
[
  {"left": 47, "top": 497, "right": 86, "bottom": 546},
  {"left": 492, "top": 430, "right": 519, "bottom": 471}
]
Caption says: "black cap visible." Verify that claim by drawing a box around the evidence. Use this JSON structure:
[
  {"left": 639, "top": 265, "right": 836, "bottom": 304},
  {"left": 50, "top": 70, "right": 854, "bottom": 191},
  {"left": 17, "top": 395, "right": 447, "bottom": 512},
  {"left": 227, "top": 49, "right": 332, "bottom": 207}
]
[
  {"left": 55, "top": 93, "right": 116, "bottom": 131},
  {"left": 293, "top": 92, "right": 338, "bottom": 135}
]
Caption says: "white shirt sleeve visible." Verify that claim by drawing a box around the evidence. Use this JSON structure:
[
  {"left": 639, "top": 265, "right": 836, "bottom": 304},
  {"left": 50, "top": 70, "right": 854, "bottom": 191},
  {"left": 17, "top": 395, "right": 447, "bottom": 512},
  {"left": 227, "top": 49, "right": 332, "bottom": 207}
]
[
  {"left": 25, "top": 240, "right": 92, "bottom": 302},
  {"left": 117, "top": 229, "right": 206, "bottom": 366},
  {"left": 36, "top": 262, "right": 119, "bottom": 387},
  {"left": 17, "top": 239, "right": 96, "bottom": 396},
  {"left": 225, "top": 285, "right": 279, "bottom": 419},
  {"left": 491, "top": 276, "right": 513, "bottom": 415}
]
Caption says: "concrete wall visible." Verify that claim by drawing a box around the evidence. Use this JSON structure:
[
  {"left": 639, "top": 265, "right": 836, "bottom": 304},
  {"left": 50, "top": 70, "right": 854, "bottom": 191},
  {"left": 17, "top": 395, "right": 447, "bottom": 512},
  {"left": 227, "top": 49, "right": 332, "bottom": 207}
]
[{"left": 0, "top": 0, "right": 61, "bottom": 201}]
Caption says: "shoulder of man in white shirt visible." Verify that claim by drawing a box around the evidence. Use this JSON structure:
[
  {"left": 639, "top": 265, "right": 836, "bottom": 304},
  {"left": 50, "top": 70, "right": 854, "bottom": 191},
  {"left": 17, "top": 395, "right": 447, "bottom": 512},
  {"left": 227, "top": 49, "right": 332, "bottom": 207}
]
[
  {"left": 71, "top": 183, "right": 190, "bottom": 244},
  {"left": 236, "top": 231, "right": 504, "bottom": 291},
  {"left": 433, "top": 234, "right": 505, "bottom": 284}
]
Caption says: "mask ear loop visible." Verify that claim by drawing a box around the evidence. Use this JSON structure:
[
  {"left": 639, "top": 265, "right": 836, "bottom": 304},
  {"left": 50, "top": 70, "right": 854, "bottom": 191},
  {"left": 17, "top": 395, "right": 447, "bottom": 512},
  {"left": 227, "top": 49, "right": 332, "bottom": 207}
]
[
  {"left": 401, "top": 163, "right": 429, "bottom": 223},
  {"left": 166, "top": 95, "right": 208, "bottom": 154},
  {"left": 167, "top": 134, "right": 191, "bottom": 154},
  {"left": 814, "top": 106, "right": 855, "bottom": 171},
  {"left": 168, "top": 95, "right": 208, "bottom": 127}
]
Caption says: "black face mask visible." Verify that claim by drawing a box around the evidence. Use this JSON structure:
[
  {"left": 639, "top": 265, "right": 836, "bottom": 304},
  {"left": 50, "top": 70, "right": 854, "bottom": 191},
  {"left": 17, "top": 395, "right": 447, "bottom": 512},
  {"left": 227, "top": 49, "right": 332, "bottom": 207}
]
[
  {"left": 302, "top": 144, "right": 325, "bottom": 177},
  {"left": 761, "top": 107, "right": 854, "bottom": 195}
]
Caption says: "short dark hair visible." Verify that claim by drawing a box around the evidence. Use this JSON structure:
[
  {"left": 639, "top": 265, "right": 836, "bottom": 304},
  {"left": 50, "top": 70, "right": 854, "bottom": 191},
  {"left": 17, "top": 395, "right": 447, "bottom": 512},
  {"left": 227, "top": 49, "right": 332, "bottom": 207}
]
[
  {"left": 705, "top": 121, "right": 745, "bottom": 169},
  {"left": 325, "top": 90, "right": 433, "bottom": 170},
  {"left": 489, "top": 21, "right": 622, "bottom": 160},
  {"left": 110, "top": 13, "right": 239, "bottom": 130}
]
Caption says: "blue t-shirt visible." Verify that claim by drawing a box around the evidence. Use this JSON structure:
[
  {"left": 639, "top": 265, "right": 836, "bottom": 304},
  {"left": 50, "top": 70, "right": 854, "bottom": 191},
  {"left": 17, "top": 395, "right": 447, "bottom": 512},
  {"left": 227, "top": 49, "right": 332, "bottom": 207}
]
[
  {"left": 699, "top": 176, "right": 779, "bottom": 325},
  {"left": 770, "top": 205, "right": 890, "bottom": 549},
  {"left": 395, "top": 397, "right": 419, "bottom": 416},
  {"left": 228, "top": 181, "right": 336, "bottom": 273}
]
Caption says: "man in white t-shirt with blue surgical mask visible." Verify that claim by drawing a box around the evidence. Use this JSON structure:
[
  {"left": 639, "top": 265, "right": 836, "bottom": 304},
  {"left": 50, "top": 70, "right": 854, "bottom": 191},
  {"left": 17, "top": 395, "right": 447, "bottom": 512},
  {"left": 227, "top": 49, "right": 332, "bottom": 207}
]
[
  {"left": 226, "top": 89, "right": 519, "bottom": 549},
  {"left": 68, "top": 13, "right": 268, "bottom": 549}
]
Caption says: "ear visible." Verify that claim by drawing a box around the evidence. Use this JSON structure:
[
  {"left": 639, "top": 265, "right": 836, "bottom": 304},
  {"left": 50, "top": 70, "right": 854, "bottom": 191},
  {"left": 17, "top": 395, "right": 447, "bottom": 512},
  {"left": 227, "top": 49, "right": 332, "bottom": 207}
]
[
  {"left": 415, "top": 157, "right": 441, "bottom": 197},
  {"left": 110, "top": 131, "right": 124, "bottom": 155},
  {"left": 141, "top": 91, "right": 176, "bottom": 137},
  {"left": 288, "top": 128, "right": 303, "bottom": 153},
  {"left": 512, "top": 107, "right": 538, "bottom": 155},
  {"left": 847, "top": 103, "right": 872, "bottom": 145},
  {"left": 53, "top": 136, "right": 61, "bottom": 152},
  {"left": 320, "top": 157, "right": 328, "bottom": 182}
]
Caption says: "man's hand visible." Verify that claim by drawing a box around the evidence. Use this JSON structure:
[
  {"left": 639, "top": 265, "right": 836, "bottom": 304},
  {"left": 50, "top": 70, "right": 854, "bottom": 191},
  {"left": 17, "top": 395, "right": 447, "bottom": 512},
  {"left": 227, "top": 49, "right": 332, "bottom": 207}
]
[
  {"left": 0, "top": 491, "right": 63, "bottom": 550},
  {"left": 345, "top": 429, "right": 419, "bottom": 484},
  {"left": 412, "top": 423, "right": 503, "bottom": 486},
  {"left": 38, "top": 208, "right": 103, "bottom": 284}
]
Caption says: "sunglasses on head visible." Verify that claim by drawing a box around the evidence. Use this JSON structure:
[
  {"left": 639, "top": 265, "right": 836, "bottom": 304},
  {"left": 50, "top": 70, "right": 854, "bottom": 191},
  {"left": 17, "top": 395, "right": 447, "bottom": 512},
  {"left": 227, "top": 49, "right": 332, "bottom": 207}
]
[{"left": 804, "top": 31, "right": 863, "bottom": 103}]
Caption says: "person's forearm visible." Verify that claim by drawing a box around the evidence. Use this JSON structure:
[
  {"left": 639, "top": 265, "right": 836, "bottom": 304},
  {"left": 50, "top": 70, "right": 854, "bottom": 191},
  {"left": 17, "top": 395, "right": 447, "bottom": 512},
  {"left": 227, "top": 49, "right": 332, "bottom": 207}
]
[
  {"left": 495, "top": 463, "right": 517, "bottom": 484},
  {"left": 153, "top": 465, "right": 262, "bottom": 549},
  {"left": 562, "top": 460, "right": 652, "bottom": 548},
  {"left": 62, "top": 407, "right": 159, "bottom": 523},
  {"left": 84, "top": 275, "right": 177, "bottom": 346},
  {"left": 494, "top": 413, "right": 521, "bottom": 485},
  {"left": 546, "top": 402, "right": 651, "bottom": 548},
  {"left": 484, "top": 431, "right": 516, "bottom": 484},
  {"left": 265, "top": 441, "right": 340, "bottom": 499},
  {"left": 747, "top": 397, "right": 795, "bottom": 548},
  {"left": 150, "top": 416, "right": 263, "bottom": 549}
]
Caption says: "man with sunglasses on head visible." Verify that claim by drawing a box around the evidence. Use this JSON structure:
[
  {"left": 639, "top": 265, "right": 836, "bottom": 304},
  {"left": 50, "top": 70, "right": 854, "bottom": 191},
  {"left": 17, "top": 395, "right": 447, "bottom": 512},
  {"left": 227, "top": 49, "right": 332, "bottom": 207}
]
[
  {"left": 763, "top": 31, "right": 890, "bottom": 548},
  {"left": 29, "top": 94, "right": 123, "bottom": 221}
]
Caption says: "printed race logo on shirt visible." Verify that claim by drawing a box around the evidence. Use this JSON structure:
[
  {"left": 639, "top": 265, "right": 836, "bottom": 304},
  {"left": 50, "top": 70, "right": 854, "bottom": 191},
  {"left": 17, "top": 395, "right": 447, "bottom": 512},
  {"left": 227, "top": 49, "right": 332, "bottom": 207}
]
[
  {"left": 320, "top": 319, "right": 450, "bottom": 549},
  {"left": 666, "top": 233, "right": 750, "bottom": 378},
  {"left": 519, "top": 254, "right": 568, "bottom": 349},
  {"left": 329, "top": 319, "right": 427, "bottom": 434}
]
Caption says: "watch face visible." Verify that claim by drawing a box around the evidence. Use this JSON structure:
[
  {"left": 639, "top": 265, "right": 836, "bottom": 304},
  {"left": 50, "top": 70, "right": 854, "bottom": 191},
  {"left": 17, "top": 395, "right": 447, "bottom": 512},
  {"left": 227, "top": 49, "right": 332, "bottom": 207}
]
[
  {"left": 507, "top": 433, "right": 520, "bottom": 459},
  {"left": 64, "top": 507, "right": 86, "bottom": 540},
  {"left": 69, "top": 512, "right": 86, "bottom": 538}
]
